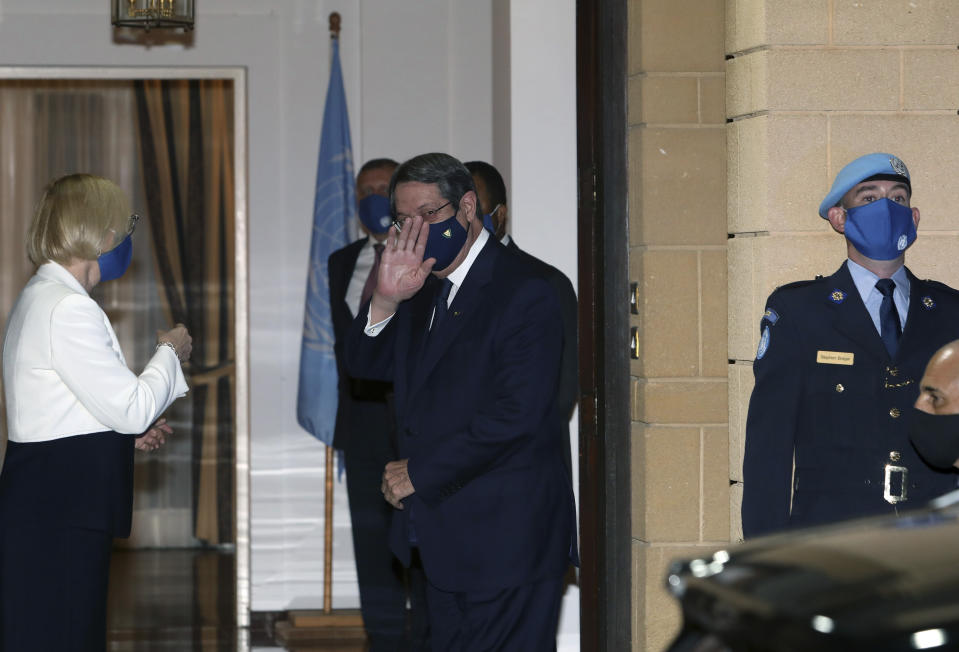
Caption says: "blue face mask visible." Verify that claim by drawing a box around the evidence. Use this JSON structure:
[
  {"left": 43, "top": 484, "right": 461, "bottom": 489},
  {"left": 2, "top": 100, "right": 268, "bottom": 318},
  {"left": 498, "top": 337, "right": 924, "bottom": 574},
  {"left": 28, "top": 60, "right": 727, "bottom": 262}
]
[
  {"left": 482, "top": 204, "right": 501, "bottom": 235},
  {"left": 358, "top": 194, "right": 393, "bottom": 234},
  {"left": 97, "top": 233, "right": 133, "bottom": 282},
  {"left": 424, "top": 211, "right": 468, "bottom": 271},
  {"left": 844, "top": 198, "right": 916, "bottom": 261}
]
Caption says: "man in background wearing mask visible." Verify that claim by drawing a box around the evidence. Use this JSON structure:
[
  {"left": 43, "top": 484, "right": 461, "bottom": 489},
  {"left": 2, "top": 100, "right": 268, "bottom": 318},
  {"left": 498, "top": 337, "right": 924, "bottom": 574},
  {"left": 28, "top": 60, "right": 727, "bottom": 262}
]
[
  {"left": 464, "top": 159, "right": 578, "bottom": 483},
  {"left": 328, "top": 158, "right": 428, "bottom": 650},
  {"left": 911, "top": 340, "right": 959, "bottom": 471},
  {"left": 345, "top": 153, "right": 577, "bottom": 649},
  {"left": 742, "top": 152, "right": 959, "bottom": 538}
]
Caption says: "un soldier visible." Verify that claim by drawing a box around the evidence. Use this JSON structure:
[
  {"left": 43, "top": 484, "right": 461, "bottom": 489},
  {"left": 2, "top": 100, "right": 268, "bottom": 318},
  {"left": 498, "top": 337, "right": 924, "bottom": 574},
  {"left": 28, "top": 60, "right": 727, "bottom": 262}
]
[{"left": 742, "top": 153, "right": 959, "bottom": 538}]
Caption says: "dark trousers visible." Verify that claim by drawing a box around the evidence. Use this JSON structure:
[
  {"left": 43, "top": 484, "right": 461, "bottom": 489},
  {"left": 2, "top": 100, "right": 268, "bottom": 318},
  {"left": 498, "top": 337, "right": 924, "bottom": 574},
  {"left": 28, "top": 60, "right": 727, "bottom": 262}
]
[
  {"left": 344, "top": 418, "right": 429, "bottom": 651},
  {"left": 0, "top": 523, "right": 113, "bottom": 652},
  {"left": 426, "top": 576, "right": 565, "bottom": 652},
  {"left": 0, "top": 433, "right": 132, "bottom": 652}
]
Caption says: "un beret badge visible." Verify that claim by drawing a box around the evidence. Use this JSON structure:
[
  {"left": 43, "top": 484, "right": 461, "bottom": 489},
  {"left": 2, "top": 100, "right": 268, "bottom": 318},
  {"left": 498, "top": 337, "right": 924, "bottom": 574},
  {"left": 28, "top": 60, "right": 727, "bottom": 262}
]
[
  {"left": 890, "top": 156, "right": 909, "bottom": 178},
  {"left": 830, "top": 290, "right": 846, "bottom": 304}
]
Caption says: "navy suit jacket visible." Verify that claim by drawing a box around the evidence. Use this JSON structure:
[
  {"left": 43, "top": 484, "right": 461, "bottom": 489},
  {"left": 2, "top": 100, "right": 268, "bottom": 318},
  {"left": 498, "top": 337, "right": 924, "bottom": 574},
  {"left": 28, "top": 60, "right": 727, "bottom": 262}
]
[
  {"left": 328, "top": 237, "right": 393, "bottom": 452},
  {"left": 345, "top": 236, "right": 577, "bottom": 592},
  {"left": 742, "top": 261, "right": 959, "bottom": 538},
  {"left": 507, "top": 238, "right": 578, "bottom": 479}
]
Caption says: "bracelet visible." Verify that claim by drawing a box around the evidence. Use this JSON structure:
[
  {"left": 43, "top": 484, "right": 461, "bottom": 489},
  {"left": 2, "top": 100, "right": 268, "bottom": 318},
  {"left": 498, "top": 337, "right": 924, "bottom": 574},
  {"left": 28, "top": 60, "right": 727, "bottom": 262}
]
[{"left": 156, "top": 341, "right": 180, "bottom": 361}]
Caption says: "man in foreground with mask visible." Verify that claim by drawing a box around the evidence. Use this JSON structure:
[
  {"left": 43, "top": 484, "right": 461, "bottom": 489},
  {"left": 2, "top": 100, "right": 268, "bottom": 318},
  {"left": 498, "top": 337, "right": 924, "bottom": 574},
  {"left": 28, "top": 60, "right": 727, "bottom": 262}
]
[
  {"left": 345, "top": 153, "right": 578, "bottom": 649},
  {"left": 329, "top": 158, "right": 429, "bottom": 650},
  {"left": 911, "top": 341, "right": 959, "bottom": 471},
  {"left": 741, "top": 152, "right": 959, "bottom": 538}
]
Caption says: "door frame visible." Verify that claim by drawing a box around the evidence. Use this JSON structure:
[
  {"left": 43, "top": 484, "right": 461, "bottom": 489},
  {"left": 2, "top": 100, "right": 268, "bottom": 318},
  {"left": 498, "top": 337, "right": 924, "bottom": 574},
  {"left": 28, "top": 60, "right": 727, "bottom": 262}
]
[
  {"left": 575, "top": 0, "right": 631, "bottom": 649},
  {"left": 0, "top": 65, "right": 251, "bottom": 629}
]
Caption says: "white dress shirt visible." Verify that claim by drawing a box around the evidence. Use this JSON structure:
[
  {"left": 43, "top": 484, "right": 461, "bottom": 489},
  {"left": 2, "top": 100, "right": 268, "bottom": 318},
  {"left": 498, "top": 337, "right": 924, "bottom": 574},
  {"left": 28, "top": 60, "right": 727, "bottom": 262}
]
[
  {"left": 345, "top": 236, "right": 379, "bottom": 318},
  {"left": 3, "top": 262, "right": 189, "bottom": 443}
]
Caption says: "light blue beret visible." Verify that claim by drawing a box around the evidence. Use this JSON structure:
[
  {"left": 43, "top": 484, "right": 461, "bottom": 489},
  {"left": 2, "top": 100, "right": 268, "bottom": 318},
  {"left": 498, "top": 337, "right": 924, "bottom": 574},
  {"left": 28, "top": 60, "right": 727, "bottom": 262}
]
[{"left": 818, "top": 153, "right": 911, "bottom": 218}]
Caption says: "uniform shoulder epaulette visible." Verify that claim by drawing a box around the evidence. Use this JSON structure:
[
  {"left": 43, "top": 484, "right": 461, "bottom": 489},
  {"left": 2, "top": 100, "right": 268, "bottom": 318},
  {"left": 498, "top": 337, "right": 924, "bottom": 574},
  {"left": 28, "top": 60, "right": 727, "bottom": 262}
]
[
  {"left": 922, "top": 279, "right": 959, "bottom": 298},
  {"left": 772, "top": 277, "right": 822, "bottom": 293}
]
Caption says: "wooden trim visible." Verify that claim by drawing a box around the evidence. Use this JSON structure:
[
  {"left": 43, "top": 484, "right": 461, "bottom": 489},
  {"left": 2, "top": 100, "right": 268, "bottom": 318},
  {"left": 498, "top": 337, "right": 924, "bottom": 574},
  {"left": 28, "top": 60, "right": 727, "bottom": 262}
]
[{"left": 576, "top": 0, "right": 631, "bottom": 649}]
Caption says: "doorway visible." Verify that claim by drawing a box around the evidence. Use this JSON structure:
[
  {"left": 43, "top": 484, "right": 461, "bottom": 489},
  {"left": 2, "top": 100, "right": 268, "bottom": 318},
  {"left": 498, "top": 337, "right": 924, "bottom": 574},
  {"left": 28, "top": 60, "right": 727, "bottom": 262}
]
[{"left": 0, "top": 66, "right": 250, "bottom": 627}]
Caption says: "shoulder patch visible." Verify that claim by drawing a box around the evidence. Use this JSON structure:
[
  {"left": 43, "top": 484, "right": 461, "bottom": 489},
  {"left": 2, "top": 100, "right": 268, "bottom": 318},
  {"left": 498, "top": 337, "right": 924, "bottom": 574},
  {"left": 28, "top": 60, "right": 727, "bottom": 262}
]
[
  {"left": 762, "top": 308, "right": 779, "bottom": 325},
  {"left": 756, "top": 326, "right": 771, "bottom": 360}
]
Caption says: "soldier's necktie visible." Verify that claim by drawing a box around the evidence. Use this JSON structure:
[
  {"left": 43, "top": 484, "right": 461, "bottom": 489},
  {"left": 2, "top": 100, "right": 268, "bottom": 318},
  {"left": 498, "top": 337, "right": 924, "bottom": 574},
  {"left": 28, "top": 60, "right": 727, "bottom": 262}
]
[
  {"left": 429, "top": 278, "right": 454, "bottom": 339},
  {"left": 360, "top": 243, "right": 384, "bottom": 307},
  {"left": 876, "top": 278, "right": 902, "bottom": 358}
]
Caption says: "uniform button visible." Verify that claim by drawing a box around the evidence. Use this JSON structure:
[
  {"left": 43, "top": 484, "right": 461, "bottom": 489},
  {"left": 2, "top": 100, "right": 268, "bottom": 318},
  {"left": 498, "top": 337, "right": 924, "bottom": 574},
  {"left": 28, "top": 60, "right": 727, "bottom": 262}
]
[
  {"left": 890, "top": 451, "right": 902, "bottom": 462},
  {"left": 864, "top": 479, "right": 872, "bottom": 486},
  {"left": 835, "top": 384, "right": 845, "bottom": 393},
  {"left": 889, "top": 407, "right": 901, "bottom": 418}
]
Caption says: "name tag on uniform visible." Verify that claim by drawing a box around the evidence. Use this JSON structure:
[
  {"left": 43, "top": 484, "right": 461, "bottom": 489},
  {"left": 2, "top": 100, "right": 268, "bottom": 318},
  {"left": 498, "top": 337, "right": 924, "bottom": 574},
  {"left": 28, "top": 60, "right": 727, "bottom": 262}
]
[{"left": 817, "top": 350, "right": 854, "bottom": 365}]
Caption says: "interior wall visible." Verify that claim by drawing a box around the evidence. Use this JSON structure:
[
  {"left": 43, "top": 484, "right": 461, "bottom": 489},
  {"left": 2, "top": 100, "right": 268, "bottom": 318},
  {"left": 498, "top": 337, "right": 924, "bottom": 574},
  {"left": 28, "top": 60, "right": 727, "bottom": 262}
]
[
  {"left": 0, "top": 0, "right": 495, "bottom": 611},
  {"left": 0, "top": 1, "right": 579, "bottom": 642}
]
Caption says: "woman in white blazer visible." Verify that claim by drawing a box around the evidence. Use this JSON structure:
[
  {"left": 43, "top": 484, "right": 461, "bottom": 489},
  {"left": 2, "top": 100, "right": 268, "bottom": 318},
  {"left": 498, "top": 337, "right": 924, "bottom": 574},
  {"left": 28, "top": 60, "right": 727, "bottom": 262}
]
[{"left": 0, "top": 174, "right": 193, "bottom": 652}]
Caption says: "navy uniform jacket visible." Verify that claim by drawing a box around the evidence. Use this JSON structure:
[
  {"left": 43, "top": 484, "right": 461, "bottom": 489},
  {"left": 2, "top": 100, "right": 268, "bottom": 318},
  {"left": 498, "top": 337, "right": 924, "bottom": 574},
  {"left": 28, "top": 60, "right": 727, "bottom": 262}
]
[
  {"left": 742, "top": 261, "right": 959, "bottom": 538},
  {"left": 344, "top": 236, "right": 578, "bottom": 592}
]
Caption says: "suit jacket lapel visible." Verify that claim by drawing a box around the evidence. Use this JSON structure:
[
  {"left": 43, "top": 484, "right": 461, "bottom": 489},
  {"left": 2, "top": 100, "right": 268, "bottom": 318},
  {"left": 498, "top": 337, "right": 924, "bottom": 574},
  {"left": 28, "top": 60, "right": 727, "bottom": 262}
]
[
  {"left": 408, "top": 238, "right": 499, "bottom": 397},
  {"left": 829, "top": 261, "right": 890, "bottom": 363}
]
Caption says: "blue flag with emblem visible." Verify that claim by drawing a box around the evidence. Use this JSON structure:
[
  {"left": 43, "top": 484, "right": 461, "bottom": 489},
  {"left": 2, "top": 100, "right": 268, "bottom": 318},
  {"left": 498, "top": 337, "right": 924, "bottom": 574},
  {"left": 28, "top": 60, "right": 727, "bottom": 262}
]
[{"left": 297, "top": 37, "right": 355, "bottom": 445}]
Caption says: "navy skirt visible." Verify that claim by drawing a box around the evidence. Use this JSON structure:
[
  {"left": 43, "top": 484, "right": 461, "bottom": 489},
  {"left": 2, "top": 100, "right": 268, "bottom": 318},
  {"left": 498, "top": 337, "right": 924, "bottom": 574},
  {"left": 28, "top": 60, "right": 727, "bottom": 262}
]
[{"left": 0, "top": 431, "right": 134, "bottom": 652}]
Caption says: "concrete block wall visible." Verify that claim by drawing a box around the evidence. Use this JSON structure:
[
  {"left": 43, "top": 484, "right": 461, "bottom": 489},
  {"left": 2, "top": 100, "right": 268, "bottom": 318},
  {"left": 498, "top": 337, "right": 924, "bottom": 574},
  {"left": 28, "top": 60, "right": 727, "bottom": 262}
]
[
  {"left": 628, "top": 0, "right": 959, "bottom": 649},
  {"left": 628, "top": 0, "right": 728, "bottom": 649},
  {"left": 726, "top": 0, "right": 959, "bottom": 551}
]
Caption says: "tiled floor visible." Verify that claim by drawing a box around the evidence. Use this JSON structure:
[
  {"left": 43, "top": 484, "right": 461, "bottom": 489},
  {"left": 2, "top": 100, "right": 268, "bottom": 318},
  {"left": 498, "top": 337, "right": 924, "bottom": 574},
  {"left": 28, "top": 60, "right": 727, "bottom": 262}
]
[
  {"left": 106, "top": 549, "right": 369, "bottom": 651},
  {"left": 107, "top": 548, "right": 239, "bottom": 651}
]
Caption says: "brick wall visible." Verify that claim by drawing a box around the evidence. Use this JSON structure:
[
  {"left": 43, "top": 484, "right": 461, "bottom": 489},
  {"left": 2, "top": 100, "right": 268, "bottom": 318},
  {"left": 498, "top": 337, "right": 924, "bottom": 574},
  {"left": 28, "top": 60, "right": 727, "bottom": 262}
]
[{"left": 628, "top": 0, "right": 728, "bottom": 649}]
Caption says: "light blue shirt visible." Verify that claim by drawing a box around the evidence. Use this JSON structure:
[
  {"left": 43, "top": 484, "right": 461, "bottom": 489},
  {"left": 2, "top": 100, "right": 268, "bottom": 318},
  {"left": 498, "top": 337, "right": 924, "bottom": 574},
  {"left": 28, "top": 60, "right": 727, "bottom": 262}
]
[{"left": 846, "top": 258, "right": 909, "bottom": 335}]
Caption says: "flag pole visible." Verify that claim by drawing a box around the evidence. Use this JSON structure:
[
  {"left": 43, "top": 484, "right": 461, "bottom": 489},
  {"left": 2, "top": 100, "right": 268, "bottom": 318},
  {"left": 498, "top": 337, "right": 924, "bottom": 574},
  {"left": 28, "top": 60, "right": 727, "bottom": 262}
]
[
  {"left": 322, "top": 14, "right": 341, "bottom": 616},
  {"left": 277, "top": 10, "right": 365, "bottom": 646}
]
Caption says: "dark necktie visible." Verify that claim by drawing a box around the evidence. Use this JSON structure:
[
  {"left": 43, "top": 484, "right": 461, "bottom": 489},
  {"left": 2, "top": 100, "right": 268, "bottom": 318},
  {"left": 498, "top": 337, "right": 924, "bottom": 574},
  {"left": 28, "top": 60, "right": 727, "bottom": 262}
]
[
  {"left": 429, "top": 279, "right": 454, "bottom": 338},
  {"left": 876, "top": 278, "right": 902, "bottom": 358},
  {"left": 360, "top": 243, "right": 384, "bottom": 307}
]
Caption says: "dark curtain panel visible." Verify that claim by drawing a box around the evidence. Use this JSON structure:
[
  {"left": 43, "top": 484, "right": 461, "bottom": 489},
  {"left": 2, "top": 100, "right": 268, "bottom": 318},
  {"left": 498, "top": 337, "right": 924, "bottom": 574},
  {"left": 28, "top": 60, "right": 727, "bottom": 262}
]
[{"left": 133, "top": 79, "right": 236, "bottom": 544}]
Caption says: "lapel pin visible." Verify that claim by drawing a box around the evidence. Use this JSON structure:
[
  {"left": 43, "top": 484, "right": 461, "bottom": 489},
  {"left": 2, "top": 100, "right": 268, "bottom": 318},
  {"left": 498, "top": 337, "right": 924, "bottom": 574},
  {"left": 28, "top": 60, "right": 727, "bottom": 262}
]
[
  {"left": 829, "top": 289, "right": 846, "bottom": 304},
  {"left": 922, "top": 296, "right": 936, "bottom": 310}
]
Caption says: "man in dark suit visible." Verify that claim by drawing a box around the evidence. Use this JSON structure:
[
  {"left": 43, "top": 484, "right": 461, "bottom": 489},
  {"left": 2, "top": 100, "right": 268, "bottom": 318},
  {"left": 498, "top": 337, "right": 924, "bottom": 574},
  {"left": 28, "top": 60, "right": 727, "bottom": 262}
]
[
  {"left": 742, "top": 153, "right": 959, "bottom": 538},
  {"left": 464, "top": 160, "right": 578, "bottom": 482},
  {"left": 345, "top": 153, "right": 577, "bottom": 650},
  {"left": 329, "top": 158, "right": 428, "bottom": 650}
]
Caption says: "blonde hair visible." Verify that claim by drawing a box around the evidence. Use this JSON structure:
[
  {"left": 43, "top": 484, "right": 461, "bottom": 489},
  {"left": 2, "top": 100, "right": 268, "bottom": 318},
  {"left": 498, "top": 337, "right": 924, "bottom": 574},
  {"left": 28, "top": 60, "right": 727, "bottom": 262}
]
[{"left": 26, "top": 174, "right": 131, "bottom": 266}]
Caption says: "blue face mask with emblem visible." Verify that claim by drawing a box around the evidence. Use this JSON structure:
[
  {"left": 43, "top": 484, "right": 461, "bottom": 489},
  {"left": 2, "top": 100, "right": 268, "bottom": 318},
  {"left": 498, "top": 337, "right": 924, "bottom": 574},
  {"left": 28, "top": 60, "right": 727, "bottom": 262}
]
[
  {"left": 358, "top": 194, "right": 393, "bottom": 234},
  {"left": 844, "top": 198, "right": 916, "bottom": 261},
  {"left": 424, "top": 211, "right": 468, "bottom": 271},
  {"left": 97, "top": 233, "right": 133, "bottom": 282}
]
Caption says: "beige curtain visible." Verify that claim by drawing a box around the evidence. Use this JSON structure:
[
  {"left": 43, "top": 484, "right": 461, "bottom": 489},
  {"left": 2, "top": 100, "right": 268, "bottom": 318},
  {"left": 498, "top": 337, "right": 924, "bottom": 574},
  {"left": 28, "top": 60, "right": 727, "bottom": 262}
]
[
  {"left": 0, "top": 82, "right": 37, "bottom": 469},
  {"left": 133, "top": 79, "right": 236, "bottom": 545}
]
